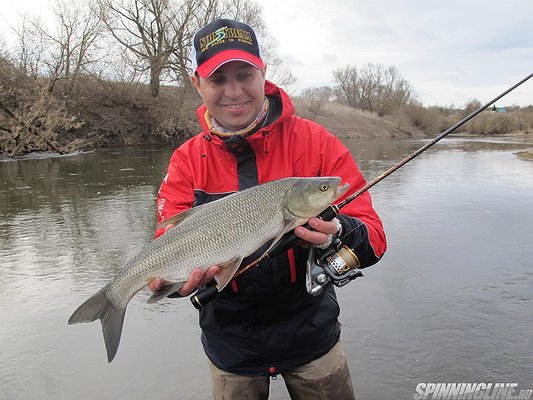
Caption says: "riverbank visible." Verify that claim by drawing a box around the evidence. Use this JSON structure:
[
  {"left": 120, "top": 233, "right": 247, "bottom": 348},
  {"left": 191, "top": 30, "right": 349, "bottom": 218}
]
[
  {"left": 3, "top": 53, "right": 532, "bottom": 157},
  {"left": 293, "top": 99, "right": 426, "bottom": 139},
  {"left": 2, "top": 73, "right": 531, "bottom": 159},
  {"left": 516, "top": 150, "right": 533, "bottom": 160},
  {"left": 0, "top": 87, "right": 427, "bottom": 159}
]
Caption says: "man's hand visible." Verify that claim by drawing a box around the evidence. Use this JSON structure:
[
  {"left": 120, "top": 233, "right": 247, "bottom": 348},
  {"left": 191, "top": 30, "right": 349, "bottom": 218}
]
[
  {"left": 148, "top": 266, "right": 220, "bottom": 297},
  {"left": 148, "top": 222, "right": 220, "bottom": 297},
  {"left": 294, "top": 217, "right": 340, "bottom": 246}
]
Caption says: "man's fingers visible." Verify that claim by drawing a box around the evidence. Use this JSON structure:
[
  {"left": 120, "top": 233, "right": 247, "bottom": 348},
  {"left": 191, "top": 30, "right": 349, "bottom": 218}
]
[
  {"left": 178, "top": 266, "right": 221, "bottom": 296},
  {"left": 148, "top": 277, "right": 164, "bottom": 292},
  {"left": 149, "top": 266, "right": 221, "bottom": 297},
  {"left": 178, "top": 268, "right": 203, "bottom": 296},
  {"left": 295, "top": 218, "right": 338, "bottom": 245},
  {"left": 308, "top": 218, "right": 338, "bottom": 234},
  {"left": 199, "top": 266, "right": 220, "bottom": 287},
  {"left": 295, "top": 226, "right": 329, "bottom": 245}
]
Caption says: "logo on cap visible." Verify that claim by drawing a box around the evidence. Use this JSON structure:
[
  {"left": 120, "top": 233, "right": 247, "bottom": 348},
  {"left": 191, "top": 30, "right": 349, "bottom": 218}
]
[
  {"left": 200, "top": 26, "right": 254, "bottom": 53},
  {"left": 191, "top": 19, "right": 263, "bottom": 78}
]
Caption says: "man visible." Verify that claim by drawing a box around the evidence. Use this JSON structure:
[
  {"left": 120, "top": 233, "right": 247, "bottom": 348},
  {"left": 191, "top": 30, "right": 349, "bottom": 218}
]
[{"left": 150, "top": 18, "right": 386, "bottom": 399}]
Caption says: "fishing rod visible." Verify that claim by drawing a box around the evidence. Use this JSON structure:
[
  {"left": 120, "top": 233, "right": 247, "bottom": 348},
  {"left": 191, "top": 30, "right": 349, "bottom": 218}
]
[{"left": 190, "top": 72, "right": 533, "bottom": 309}]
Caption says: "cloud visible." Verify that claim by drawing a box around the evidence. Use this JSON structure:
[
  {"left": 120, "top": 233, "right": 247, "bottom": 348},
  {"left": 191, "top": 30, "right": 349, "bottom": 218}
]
[{"left": 262, "top": 0, "right": 533, "bottom": 106}]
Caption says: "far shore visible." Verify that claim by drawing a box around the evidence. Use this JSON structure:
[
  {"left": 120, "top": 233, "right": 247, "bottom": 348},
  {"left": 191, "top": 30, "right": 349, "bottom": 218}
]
[{"left": 2, "top": 132, "right": 532, "bottom": 163}]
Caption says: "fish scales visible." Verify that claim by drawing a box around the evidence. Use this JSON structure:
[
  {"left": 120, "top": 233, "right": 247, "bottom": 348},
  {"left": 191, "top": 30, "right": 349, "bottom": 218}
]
[
  {"left": 68, "top": 176, "right": 348, "bottom": 362},
  {"left": 106, "top": 179, "right": 289, "bottom": 306}
]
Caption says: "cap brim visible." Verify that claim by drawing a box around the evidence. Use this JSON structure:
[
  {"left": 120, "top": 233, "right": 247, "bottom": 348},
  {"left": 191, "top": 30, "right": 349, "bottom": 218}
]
[{"left": 196, "top": 50, "right": 264, "bottom": 78}]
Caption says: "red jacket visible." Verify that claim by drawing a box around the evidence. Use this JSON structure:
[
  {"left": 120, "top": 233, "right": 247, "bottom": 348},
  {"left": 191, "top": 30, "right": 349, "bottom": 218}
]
[{"left": 156, "top": 81, "right": 386, "bottom": 375}]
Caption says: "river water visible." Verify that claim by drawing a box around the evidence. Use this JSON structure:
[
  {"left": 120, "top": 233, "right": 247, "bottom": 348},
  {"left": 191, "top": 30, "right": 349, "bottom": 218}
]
[{"left": 1, "top": 136, "right": 532, "bottom": 400}]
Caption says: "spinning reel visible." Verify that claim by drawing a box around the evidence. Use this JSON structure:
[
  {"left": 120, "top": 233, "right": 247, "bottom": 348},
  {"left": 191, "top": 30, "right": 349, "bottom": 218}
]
[{"left": 306, "top": 238, "right": 363, "bottom": 296}]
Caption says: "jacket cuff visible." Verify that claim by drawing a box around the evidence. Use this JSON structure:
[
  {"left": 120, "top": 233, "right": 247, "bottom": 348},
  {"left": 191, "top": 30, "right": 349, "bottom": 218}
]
[{"left": 336, "top": 214, "right": 382, "bottom": 268}]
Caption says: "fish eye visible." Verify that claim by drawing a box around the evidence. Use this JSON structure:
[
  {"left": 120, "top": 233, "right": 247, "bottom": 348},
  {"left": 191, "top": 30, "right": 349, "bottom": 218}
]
[{"left": 319, "top": 184, "right": 329, "bottom": 192}]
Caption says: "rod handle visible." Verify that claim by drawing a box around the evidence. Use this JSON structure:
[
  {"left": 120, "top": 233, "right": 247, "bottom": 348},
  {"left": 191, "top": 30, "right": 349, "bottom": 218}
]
[{"left": 190, "top": 284, "right": 218, "bottom": 309}]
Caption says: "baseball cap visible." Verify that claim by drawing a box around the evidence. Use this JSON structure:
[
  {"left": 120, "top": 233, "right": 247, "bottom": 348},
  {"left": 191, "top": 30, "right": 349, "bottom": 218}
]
[{"left": 191, "top": 18, "right": 264, "bottom": 78}]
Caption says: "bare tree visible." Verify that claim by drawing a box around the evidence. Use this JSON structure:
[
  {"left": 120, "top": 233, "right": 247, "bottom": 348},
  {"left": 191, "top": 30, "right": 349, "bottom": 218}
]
[
  {"left": 258, "top": 36, "right": 296, "bottom": 90},
  {"left": 9, "top": 1, "right": 104, "bottom": 95},
  {"left": 334, "top": 63, "right": 414, "bottom": 122},
  {"left": 222, "top": 0, "right": 264, "bottom": 30},
  {"left": 0, "top": 1, "right": 104, "bottom": 156},
  {"left": 300, "top": 86, "right": 332, "bottom": 120},
  {"left": 358, "top": 63, "right": 383, "bottom": 114},
  {"left": 333, "top": 65, "right": 361, "bottom": 108},
  {"left": 218, "top": 0, "right": 296, "bottom": 90},
  {"left": 48, "top": 0, "right": 105, "bottom": 95},
  {"left": 165, "top": 0, "right": 221, "bottom": 87},
  {"left": 376, "top": 66, "right": 413, "bottom": 122},
  {"left": 334, "top": 64, "right": 380, "bottom": 112},
  {"left": 462, "top": 98, "right": 482, "bottom": 133},
  {"left": 95, "top": 0, "right": 295, "bottom": 96},
  {"left": 97, "top": 0, "right": 201, "bottom": 97},
  {"left": 9, "top": 14, "right": 48, "bottom": 78}
]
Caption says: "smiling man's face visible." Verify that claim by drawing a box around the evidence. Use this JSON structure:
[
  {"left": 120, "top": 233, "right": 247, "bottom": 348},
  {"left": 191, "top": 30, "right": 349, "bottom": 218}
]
[{"left": 191, "top": 61, "right": 266, "bottom": 131}]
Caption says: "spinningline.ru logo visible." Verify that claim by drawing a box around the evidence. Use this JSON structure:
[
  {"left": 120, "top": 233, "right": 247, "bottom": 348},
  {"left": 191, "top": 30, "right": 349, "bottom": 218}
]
[{"left": 413, "top": 383, "right": 533, "bottom": 400}]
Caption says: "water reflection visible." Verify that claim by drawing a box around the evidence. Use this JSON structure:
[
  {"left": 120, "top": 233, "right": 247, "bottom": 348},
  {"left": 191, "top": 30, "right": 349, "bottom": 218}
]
[{"left": 1, "top": 137, "right": 532, "bottom": 400}]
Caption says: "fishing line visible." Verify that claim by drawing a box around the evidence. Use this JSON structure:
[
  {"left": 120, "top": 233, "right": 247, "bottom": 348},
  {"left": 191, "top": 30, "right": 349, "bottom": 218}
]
[
  {"left": 460, "top": 106, "right": 524, "bottom": 152},
  {"left": 338, "top": 104, "right": 527, "bottom": 240},
  {"left": 191, "top": 72, "right": 533, "bottom": 308}
]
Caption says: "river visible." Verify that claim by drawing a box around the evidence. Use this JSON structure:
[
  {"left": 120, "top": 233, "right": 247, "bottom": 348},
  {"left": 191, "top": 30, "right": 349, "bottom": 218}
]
[{"left": 1, "top": 136, "right": 532, "bottom": 400}]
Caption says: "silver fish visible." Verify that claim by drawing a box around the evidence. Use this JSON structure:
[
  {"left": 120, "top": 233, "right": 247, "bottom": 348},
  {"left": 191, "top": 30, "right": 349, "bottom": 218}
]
[{"left": 68, "top": 176, "right": 349, "bottom": 362}]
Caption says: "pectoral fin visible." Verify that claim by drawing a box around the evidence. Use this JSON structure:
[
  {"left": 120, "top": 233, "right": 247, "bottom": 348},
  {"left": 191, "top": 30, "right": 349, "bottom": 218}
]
[
  {"left": 258, "top": 218, "right": 306, "bottom": 259},
  {"left": 157, "top": 207, "right": 199, "bottom": 230},
  {"left": 214, "top": 257, "right": 243, "bottom": 291},
  {"left": 147, "top": 280, "right": 186, "bottom": 303}
]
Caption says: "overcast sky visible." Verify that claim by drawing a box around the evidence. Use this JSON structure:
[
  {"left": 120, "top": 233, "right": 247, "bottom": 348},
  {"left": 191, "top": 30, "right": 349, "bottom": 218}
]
[
  {"left": 261, "top": 0, "right": 533, "bottom": 107},
  {"left": 1, "top": 0, "right": 532, "bottom": 107}
]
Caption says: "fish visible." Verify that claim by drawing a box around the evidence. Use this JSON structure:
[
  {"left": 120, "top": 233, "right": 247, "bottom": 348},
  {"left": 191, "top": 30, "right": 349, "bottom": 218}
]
[{"left": 68, "top": 176, "right": 349, "bottom": 362}]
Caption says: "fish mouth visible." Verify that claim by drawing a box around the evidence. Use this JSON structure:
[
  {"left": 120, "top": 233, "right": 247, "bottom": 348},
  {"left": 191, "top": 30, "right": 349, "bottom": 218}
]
[{"left": 334, "top": 183, "right": 350, "bottom": 200}]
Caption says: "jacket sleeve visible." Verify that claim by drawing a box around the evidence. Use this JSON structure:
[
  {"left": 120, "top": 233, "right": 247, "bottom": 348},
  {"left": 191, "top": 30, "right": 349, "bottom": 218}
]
[
  {"left": 154, "top": 148, "right": 195, "bottom": 239},
  {"left": 316, "top": 128, "right": 387, "bottom": 268}
]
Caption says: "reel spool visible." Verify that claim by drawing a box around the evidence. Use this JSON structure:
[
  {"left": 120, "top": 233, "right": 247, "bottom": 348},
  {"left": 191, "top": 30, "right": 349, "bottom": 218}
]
[{"left": 306, "top": 240, "right": 363, "bottom": 296}]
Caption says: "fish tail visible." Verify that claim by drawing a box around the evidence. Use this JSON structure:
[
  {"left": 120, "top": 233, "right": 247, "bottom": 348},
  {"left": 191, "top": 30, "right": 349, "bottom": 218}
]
[{"left": 68, "top": 285, "right": 126, "bottom": 363}]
